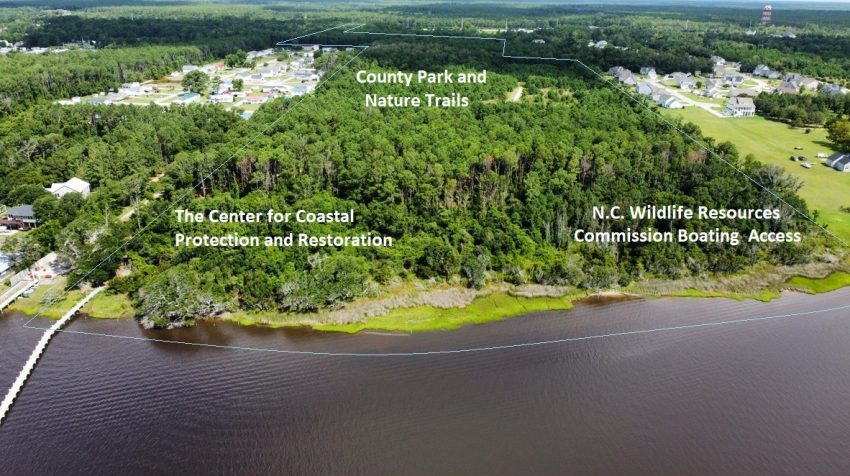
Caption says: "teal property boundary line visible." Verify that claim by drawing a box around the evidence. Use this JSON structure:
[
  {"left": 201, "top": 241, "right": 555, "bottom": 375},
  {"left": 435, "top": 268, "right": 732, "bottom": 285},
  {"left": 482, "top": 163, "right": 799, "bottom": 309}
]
[
  {"left": 15, "top": 23, "right": 850, "bottom": 358},
  {"left": 281, "top": 23, "right": 845, "bottom": 247}
]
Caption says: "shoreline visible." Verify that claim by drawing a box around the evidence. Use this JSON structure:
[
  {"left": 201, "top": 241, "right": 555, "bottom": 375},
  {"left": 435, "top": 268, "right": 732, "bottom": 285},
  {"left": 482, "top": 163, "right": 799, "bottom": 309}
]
[{"left": 5, "top": 261, "right": 849, "bottom": 333}]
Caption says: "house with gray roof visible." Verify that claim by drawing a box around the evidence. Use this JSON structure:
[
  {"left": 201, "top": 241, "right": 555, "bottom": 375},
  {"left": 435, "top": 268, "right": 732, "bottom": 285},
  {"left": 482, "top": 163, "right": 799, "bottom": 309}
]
[
  {"left": 1, "top": 204, "right": 37, "bottom": 230},
  {"left": 826, "top": 152, "right": 850, "bottom": 172},
  {"left": 726, "top": 97, "right": 756, "bottom": 117}
]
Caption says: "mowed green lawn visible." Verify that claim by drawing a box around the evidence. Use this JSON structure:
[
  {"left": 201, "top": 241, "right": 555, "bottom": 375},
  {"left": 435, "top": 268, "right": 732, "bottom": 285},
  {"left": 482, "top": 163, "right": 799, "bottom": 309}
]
[{"left": 663, "top": 107, "right": 850, "bottom": 241}]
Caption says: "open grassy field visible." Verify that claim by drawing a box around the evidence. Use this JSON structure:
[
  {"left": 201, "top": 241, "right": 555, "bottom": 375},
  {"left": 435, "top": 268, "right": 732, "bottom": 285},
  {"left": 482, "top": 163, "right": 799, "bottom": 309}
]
[{"left": 662, "top": 107, "right": 850, "bottom": 241}]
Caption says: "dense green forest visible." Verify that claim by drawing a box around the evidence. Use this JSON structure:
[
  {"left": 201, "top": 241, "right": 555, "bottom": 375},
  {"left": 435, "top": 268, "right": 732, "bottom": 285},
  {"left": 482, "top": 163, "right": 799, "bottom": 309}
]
[
  {"left": 0, "top": 3, "right": 845, "bottom": 328},
  {"left": 754, "top": 92, "right": 850, "bottom": 126},
  {"left": 1, "top": 50, "right": 819, "bottom": 328}
]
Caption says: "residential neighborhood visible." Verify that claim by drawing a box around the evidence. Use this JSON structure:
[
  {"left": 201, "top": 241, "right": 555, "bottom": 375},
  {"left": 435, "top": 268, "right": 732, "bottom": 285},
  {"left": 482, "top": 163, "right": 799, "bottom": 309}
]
[
  {"left": 54, "top": 46, "right": 329, "bottom": 118},
  {"left": 607, "top": 54, "right": 847, "bottom": 120}
]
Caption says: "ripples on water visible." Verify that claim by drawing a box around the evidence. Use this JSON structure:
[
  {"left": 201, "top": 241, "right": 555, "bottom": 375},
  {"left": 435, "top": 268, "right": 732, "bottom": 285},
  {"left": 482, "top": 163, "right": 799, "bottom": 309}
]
[{"left": 2, "top": 290, "right": 850, "bottom": 475}]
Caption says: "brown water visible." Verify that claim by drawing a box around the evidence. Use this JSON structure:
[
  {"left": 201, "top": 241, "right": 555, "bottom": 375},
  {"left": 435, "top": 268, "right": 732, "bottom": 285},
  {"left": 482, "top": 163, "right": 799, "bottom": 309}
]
[{"left": 2, "top": 290, "right": 850, "bottom": 475}]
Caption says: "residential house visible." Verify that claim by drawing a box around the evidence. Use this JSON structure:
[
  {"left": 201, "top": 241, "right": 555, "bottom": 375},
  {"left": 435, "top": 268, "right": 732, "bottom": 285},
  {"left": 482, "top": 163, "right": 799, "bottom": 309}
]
[
  {"left": 752, "top": 64, "right": 780, "bottom": 79},
  {"left": 704, "top": 79, "right": 724, "bottom": 98},
  {"left": 775, "top": 82, "right": 800, "bottom": 95},
  {"left": 1, "top": 205, "right": 37, "bottom": 230},
  {"left": 657, "top": 94, "right": 684, "bottom": 109},
  {"left": 726, "top": 97, "right": 756, "bottom": 117},
  {"left": 47, "top": 177, "right": 90, "bottom": 198},
  {"left": 723, "top": 73, "right": 745, "bottom": 86},
  {"left": 826, "top": 152, "right": 850, "bottom": 172},
  {"left": 208, "top": 94, "right": 234, "bottom": 104},
  {"left": 639, "top": 67, "right": 657, "bottom": 80},
  {"left": 182, "top": 64, "right": 199, "bottom": 73},
  {"left": 618, "top": 70, "right": 638, "bottom": 86},
  {"left": 607, "top": 66, "right": 626, "bottom": 76},
  {"left": 676, "top": 75, "right": 697, "bottom": 91},
  {"left": 636, "top": 82, "right": 655, "bottom": 96},
  {"left": 799, "top": 78, "right": 820, "bottom": 91},
  {"left": 533, "top": 39, "right": 546, "bottom": 44},
  {"left": 243, "top": 94, "right": 270, "bottom": 105},
  {"left": 822, "top": 83, "right": 849, "bottom": 96}
]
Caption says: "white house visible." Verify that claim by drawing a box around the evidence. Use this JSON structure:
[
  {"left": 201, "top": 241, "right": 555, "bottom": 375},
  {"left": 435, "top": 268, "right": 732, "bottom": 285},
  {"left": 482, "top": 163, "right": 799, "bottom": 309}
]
[
  {"left": 676, "top": 76, "right": 697, "bottom": 91},
  {"left": 726, "top": 97, "right": 756, "bottom": 117},
  {"left": 826, "top": 152, "right": 850, "bottom": 172},
  {"left": 657, "top": 94, "right": 684, "bottom": 109},
  {"left": 209, "top": 94, "right": 234, "bottom": 104},
  {"left": 799, "top": 78, "right": 820, "bottom": 91},
  {"left": 47, "top": 177, "right": 90, "bottom": 198},
  {"left": 639, "top": 67, "right": 657, "bottom": 80}
]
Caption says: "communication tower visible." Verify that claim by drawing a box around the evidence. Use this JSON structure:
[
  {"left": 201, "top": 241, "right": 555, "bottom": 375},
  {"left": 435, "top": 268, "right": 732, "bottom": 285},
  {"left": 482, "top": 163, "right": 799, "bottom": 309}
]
[{"left": 761, "top": 5, "right": 773, "bottom": 26}]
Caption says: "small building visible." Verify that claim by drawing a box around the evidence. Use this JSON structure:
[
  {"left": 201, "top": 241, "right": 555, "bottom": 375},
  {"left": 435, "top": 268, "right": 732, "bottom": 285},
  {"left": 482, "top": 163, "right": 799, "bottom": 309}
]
[
  {"left": 826, "top": 152, "right": 850, "bottom": 172},
  {"left": 1, "top": 205, "right": 37, "bottom": 230},
  {"left": 532, "top": 39, "right": 545, "bottom": 44},
  {"left": 47, "top": 177, "right": 90, "bottom": 198},
  {"left": 726, "top": 97, "right": 756, "bottom": 117},
  {"left": 182, "top": 64, "right": 199, "bottom": 73},
  {"left": 174, "top": 92, "right": 201, "bottom": 105}
]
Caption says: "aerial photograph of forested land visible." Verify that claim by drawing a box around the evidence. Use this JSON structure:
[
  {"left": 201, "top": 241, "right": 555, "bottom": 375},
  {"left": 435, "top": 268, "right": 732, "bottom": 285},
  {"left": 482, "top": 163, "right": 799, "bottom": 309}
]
[{"left": 2, "top": 1, "right": 850, "bottom": 474}]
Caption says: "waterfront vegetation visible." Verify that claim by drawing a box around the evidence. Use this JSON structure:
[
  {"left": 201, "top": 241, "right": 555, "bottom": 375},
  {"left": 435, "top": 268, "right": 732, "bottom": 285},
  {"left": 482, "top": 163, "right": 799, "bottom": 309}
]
[
  {"left": 786, "top": 271, "right": 850, "bottom": 294},
  {"left": 312, "top": 292, "right": 580, "bottom": 333},
  {"left": 1, "top": 2, "right": 849, "bottom": 331}
]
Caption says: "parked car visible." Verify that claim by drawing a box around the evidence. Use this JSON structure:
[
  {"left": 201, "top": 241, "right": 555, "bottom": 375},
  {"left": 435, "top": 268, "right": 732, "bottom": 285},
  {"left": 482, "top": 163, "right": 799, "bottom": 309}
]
[{"left": 802, "top": 162, "right": 812, "bottom": 169}]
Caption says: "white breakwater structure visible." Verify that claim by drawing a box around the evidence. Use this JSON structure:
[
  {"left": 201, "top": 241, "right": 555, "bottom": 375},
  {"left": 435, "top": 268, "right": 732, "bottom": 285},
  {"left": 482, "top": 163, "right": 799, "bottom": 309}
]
[{"left": 0, "top": 286, "right": 104, "bottom": 426}]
